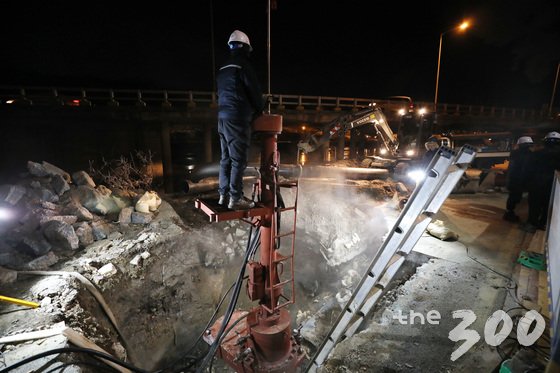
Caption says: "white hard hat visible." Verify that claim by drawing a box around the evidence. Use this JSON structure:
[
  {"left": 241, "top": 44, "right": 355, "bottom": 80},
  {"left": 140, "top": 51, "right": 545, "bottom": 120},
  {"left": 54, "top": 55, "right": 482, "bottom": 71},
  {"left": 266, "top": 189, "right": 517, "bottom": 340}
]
[
  {"left": 516, "top": 136, "right": 533, "bottom": 145},
  {"left": 544, "top": 131, "right": 560, "bottom": 141},
  {"left": 228, "top": 30, "right": 252, "bottom": 51}
]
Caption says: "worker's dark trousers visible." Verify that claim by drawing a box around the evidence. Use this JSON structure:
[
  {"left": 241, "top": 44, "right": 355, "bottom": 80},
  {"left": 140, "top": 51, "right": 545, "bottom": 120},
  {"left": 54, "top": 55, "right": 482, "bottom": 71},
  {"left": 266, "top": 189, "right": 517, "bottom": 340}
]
[
  {"left": 218, "top": 118, "right": 251, "bottom": 201},
  {"left": 505, "top": 185, "right": 523, "bottom": 211},
  {"left": 527, "top": 183, "right": 552, "bottom": 227}
]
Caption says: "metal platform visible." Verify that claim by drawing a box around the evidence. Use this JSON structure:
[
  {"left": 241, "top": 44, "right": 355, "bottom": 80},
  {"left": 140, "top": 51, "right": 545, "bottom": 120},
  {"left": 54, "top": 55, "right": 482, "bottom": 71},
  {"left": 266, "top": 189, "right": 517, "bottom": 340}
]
[{"left": 194, "top": 197, "right": 267, "bottom": 222}]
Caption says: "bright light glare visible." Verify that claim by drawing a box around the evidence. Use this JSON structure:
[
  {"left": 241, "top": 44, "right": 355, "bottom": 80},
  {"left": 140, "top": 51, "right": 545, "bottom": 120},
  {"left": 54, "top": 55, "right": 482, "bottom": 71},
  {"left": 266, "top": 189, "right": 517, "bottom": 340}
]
[
  {"left": 418, "top": 107, "right": 427, "bottom": 115},
  {"left": 0, "top": 207, "right": 13, "bottom": 221},
  {"left": 407, "top": 169, "right": 426, "bottom": 183},
  {"left": 398, "top": 108, "right": 406, "bottom": 116},
  {"left": 299, "top": 151, "right": 307, "bottom": 166},
  {"left": 6, "top": 100, "right": 15, "bottom": 104},
  {"left": 406, "top": 149, "right": 415, "bottom": 157},
  {"left": 379, "top": 148, "right": 388, "bottom": 155},
  {"left": 459, "top": 21, "right": 470, "bottom": 31}
]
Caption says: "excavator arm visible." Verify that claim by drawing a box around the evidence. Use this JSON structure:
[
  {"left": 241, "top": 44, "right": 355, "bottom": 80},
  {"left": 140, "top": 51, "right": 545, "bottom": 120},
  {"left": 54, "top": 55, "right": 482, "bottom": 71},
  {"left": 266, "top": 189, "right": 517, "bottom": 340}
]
[{"left": 297, "top": 105, "right": 399, "bottom": 155}]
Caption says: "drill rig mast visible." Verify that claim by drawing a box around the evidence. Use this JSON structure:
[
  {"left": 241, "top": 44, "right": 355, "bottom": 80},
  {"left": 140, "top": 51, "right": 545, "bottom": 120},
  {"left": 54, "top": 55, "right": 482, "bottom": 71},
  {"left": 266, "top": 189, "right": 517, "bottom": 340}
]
[{"left": 195, "top": 114, "right": 305, "bottom": 372}]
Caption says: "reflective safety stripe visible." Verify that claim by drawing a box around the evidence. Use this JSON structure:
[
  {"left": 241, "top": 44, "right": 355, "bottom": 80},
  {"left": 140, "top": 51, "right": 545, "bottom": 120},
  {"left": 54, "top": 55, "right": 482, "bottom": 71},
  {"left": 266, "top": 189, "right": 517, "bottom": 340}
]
[{"left": 220, "top": 64, "right": 242, "bottom": 70}]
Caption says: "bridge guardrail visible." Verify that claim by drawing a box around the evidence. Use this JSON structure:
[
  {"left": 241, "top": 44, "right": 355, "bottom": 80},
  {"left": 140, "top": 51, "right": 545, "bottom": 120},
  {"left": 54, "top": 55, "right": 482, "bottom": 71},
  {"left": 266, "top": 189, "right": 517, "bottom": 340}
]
[{"left": 0, "top": 86, "right": 554, "bottom": 121}]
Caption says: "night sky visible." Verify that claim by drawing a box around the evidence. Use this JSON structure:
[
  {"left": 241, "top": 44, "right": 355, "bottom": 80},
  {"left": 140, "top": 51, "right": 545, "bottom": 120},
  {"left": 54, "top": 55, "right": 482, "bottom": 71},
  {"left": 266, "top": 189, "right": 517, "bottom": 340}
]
[{"left": 1, "top": 1, "right": 559, "bottom": 109}]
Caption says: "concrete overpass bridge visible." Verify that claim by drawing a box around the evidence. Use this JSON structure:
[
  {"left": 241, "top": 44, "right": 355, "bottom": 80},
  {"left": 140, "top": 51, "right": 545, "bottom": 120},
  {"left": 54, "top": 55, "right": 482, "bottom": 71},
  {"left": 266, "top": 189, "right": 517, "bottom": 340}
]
[{"left": 1, "top": 86, "right": 557, "bottom": 191}]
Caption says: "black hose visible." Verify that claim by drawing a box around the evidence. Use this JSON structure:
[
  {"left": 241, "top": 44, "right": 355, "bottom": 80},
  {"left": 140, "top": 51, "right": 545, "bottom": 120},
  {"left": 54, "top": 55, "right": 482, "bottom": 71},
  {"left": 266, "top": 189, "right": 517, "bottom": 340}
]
[
  {"left": 160, "top": 281, "right": 237, "bottom": 373},
  {"left": 195, "top": 226, "right": 260, "bottom": 372},
  {"left": 0, "top": 347, "right": 149, "bottom": 373}
]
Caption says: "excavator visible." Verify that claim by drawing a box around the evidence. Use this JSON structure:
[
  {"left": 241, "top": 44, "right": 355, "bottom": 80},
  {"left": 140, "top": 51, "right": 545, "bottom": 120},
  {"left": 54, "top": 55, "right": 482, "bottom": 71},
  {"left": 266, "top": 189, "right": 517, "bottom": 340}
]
[{"left": 296, "top": 103, "right": 420, "bottom": 170}]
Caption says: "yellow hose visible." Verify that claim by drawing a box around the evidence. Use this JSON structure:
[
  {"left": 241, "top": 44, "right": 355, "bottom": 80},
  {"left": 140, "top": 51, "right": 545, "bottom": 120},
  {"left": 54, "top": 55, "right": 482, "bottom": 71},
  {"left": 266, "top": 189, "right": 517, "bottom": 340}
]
[{"left": 0, "top": 295, "right": 40, "bottom": 308}]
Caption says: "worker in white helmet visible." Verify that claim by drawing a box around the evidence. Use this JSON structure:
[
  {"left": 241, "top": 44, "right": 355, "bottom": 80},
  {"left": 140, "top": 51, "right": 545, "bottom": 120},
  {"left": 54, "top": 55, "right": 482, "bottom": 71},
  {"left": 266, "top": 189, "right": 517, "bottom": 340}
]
[
  {"left": 216, "top": 30, "right": 264, "bottom": 210},
  {"left": 503, "top": 136, "right": 534, "bottom": 222},
  {"left": 523, "top": 131, "right": 560, "bottom": 232}
]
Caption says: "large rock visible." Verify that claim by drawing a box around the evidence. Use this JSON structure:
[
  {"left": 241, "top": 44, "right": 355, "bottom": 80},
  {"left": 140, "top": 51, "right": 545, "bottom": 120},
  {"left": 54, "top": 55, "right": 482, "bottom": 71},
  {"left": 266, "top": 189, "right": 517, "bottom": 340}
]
[
  {"left": 26, "top": 251, "right": 59, "bottom": 270},
  {"left": 42, "top": 220, "right": 79, "bottom": 250},
  {"left": 29, "top": 187, "right": 59, "bottom": 203},
  {"left": 118, "top": 206, "right": 134, "bottom": 225},
  {"left": 21, "top": 232, "right": 53, "bottom": 256},
  {"left": 91, "top": 220, "right": 110, "bottom": 240},
  {"left": 73, "top": 185, "right": 120, "bottom": 215},
  {"left": 63, "top": 202, "right": 94, "bottom": 221},
  {"left": 131, "top": 212, "right": 153, "bottom": 224},
  {"left": 27, "top": 161, "right": 49, "bottom": 177},
  {"left": 0, "top": 184, "right": 27, "bottom": 205},
  {"left": 42, "top": 161, "right": 71, "bottom": 182},
  {"left": 72, "top": 170, "right": 96, "bottom": 188},
  {"left": 74, "top": 222, "right": 94, "bottom": 247},
  {"left": 39, "top": 215, "right": 79, "bottom": 227},
  {"left": 0, "top": 240, "right": 18, "bottom": 267},
  {"left": 51, "top": 174, "right": 70, "bottom": 196}
]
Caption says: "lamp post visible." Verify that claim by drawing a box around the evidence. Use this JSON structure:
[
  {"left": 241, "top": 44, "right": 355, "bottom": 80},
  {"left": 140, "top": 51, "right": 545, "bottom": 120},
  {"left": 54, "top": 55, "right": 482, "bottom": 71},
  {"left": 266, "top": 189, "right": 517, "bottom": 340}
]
[
  {"left": 549, "top": 61, "right": 560, "bottom": 118},
  {"left": 434, "top": 21, "right": 470, "bottom": 110}
]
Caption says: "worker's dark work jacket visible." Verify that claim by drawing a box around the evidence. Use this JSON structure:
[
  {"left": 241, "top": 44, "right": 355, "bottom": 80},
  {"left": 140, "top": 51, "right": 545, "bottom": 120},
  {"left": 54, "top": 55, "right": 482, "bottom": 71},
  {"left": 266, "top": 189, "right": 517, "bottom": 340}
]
[
  {"left": 505, "top": 145, "right": 532, "bottom": 212},
  {"left": 217, "top": 51, "right": 263, "bottom": 121},
  {"left": 525, "top": 143, "right": 560, "bottom": 226},
  {"left": 506, "top": 146, "right": 533, "bottom": 190},
  {"left": 216, "top": 49, "right": 263, "bottom": 201}
]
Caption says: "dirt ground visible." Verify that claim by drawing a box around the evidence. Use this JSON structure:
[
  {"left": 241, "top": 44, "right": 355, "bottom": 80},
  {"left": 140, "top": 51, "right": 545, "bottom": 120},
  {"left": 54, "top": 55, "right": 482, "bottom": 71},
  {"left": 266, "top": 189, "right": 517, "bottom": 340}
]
[
  {"left": 0, "top": 166, "right": 408, "bottom": 372},
  {"left": 0, "top": 164, "right": 550, "bottom": 373}
]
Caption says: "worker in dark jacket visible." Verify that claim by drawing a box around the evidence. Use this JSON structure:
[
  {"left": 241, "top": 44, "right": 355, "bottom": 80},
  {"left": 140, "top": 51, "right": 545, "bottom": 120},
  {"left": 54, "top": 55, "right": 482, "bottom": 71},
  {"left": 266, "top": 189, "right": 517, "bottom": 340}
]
[
  {"left": 216, "top": 30, "right": 264, "bottom": 210},
  {"left": 421, "top": 137, "right": 439, "bottom": 170},
  {"left": 503, "top": 136, "right": 534, "bottom": 222},
  {"left": 523, "top": 131, "right": 560, "bottom": 232}
]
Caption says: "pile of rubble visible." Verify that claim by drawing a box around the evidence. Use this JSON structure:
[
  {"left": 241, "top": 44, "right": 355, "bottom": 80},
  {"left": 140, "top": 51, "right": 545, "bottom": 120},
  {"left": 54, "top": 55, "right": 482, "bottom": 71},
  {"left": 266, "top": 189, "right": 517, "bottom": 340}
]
[
  {"left": 0, "top": 161, "right": 191, "bottom": 372},
  {"left": 0, "top": 160, "right": 163, "bottom": 272}
]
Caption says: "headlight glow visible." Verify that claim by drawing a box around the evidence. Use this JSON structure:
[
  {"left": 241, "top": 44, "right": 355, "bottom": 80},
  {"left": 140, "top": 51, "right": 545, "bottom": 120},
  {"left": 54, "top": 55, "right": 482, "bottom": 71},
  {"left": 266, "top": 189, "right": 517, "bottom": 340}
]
[
  {"left": 379, "top": 148, "right": 388, "bottom": 155},
  {"left": 407, "top": 169, "right": 426, "bottom": 183},
  {"left": 406, "top": 149, "right": 415, "bottom": 157},
  {"left": 0, "top": 207, "right": 14, "bottom": 221}
]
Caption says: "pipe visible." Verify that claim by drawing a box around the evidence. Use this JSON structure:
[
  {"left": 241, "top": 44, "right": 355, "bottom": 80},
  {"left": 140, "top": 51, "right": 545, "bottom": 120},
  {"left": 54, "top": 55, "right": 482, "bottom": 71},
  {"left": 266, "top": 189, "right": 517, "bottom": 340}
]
[{"left": 187, "top": 162, "right": 387, "bottom": 184}]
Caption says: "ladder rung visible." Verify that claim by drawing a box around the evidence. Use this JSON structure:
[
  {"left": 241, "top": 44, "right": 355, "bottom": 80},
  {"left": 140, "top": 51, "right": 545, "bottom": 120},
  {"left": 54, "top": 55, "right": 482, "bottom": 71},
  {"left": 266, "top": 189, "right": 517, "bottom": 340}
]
[
  {"left": 272, "top": 279, "right": 292, "bottom": 289},
  {"left": 277, "top": 206, "right": 296, "bottom": 212},
  {"left": 274, "top": 230, "right": 295, "bottom": 239},
  {"left": 278, "top": 182, "right": 298, "bottom": 188},
  {"left": 273, "top": 254, "right": 293, "bottom": 263}
]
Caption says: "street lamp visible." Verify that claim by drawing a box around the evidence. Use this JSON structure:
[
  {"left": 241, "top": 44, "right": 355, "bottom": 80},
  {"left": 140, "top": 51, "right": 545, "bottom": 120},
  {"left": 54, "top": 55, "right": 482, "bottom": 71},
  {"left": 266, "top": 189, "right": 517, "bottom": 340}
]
[
  {"left": 549, "top": 61, "right": 560, "bottom": 118},
  {"left": 434, "top": 21, "right": 471, "bottom": 109}
]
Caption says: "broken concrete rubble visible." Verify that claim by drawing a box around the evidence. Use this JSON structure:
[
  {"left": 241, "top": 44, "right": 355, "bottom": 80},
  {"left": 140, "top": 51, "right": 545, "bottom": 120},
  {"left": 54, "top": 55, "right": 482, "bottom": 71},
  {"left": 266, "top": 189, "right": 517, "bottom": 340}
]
[{"left": 0, "top": 161, "right": 164, "bottom": 271}]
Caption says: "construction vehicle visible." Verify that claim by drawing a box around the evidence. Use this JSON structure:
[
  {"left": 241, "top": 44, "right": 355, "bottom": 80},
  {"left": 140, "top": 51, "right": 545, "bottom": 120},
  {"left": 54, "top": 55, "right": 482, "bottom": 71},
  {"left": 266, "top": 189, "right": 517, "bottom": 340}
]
[
  {"left": 429, "top": 131, "right": 513, "bottom": 170},
  {"left": 296, "top": 103, "right": 424, "bottom": 170}
]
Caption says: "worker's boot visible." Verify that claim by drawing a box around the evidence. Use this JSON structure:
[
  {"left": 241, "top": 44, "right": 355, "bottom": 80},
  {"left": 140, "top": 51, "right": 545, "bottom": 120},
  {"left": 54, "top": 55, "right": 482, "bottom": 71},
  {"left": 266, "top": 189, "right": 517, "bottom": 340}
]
[
  {"left": 502, "top": 210, "right": 520, "bottom": 222},
  {"left": 521, "top": 222, "right": 537, "bottom": 233},
  {"left": 218, "top": 195, "right": 227, "bottom": 206},
  {"left": 228, "top": 198, "right": 255, "bottom": 210}
]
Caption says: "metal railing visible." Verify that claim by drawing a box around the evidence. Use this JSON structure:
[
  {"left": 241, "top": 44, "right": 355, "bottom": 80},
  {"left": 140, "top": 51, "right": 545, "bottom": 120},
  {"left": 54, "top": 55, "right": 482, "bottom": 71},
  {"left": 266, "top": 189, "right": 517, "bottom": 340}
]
[{"left": 0, "top": 85, "right": 554, "bottom": 121}]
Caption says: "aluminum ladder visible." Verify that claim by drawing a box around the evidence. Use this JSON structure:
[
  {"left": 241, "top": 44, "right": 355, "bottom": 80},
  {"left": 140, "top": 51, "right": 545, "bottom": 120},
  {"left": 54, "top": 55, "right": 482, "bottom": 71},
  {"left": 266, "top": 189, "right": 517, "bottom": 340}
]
[{"left": 306, "top": 145, "right": 477, "bottom": 372}]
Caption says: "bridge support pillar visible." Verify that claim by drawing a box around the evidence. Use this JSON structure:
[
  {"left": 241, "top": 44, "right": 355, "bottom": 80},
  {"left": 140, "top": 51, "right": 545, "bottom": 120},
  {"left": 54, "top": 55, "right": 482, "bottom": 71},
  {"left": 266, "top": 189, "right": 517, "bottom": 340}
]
[
  {"left": 337, "top": 132, "right": 345, "bottom": 160},
  {"left": 160, "top": 122, "right": 174, "bottom": 193},
  {"left": 321, "top": 142, "right": 330, "bottom": 162}
]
